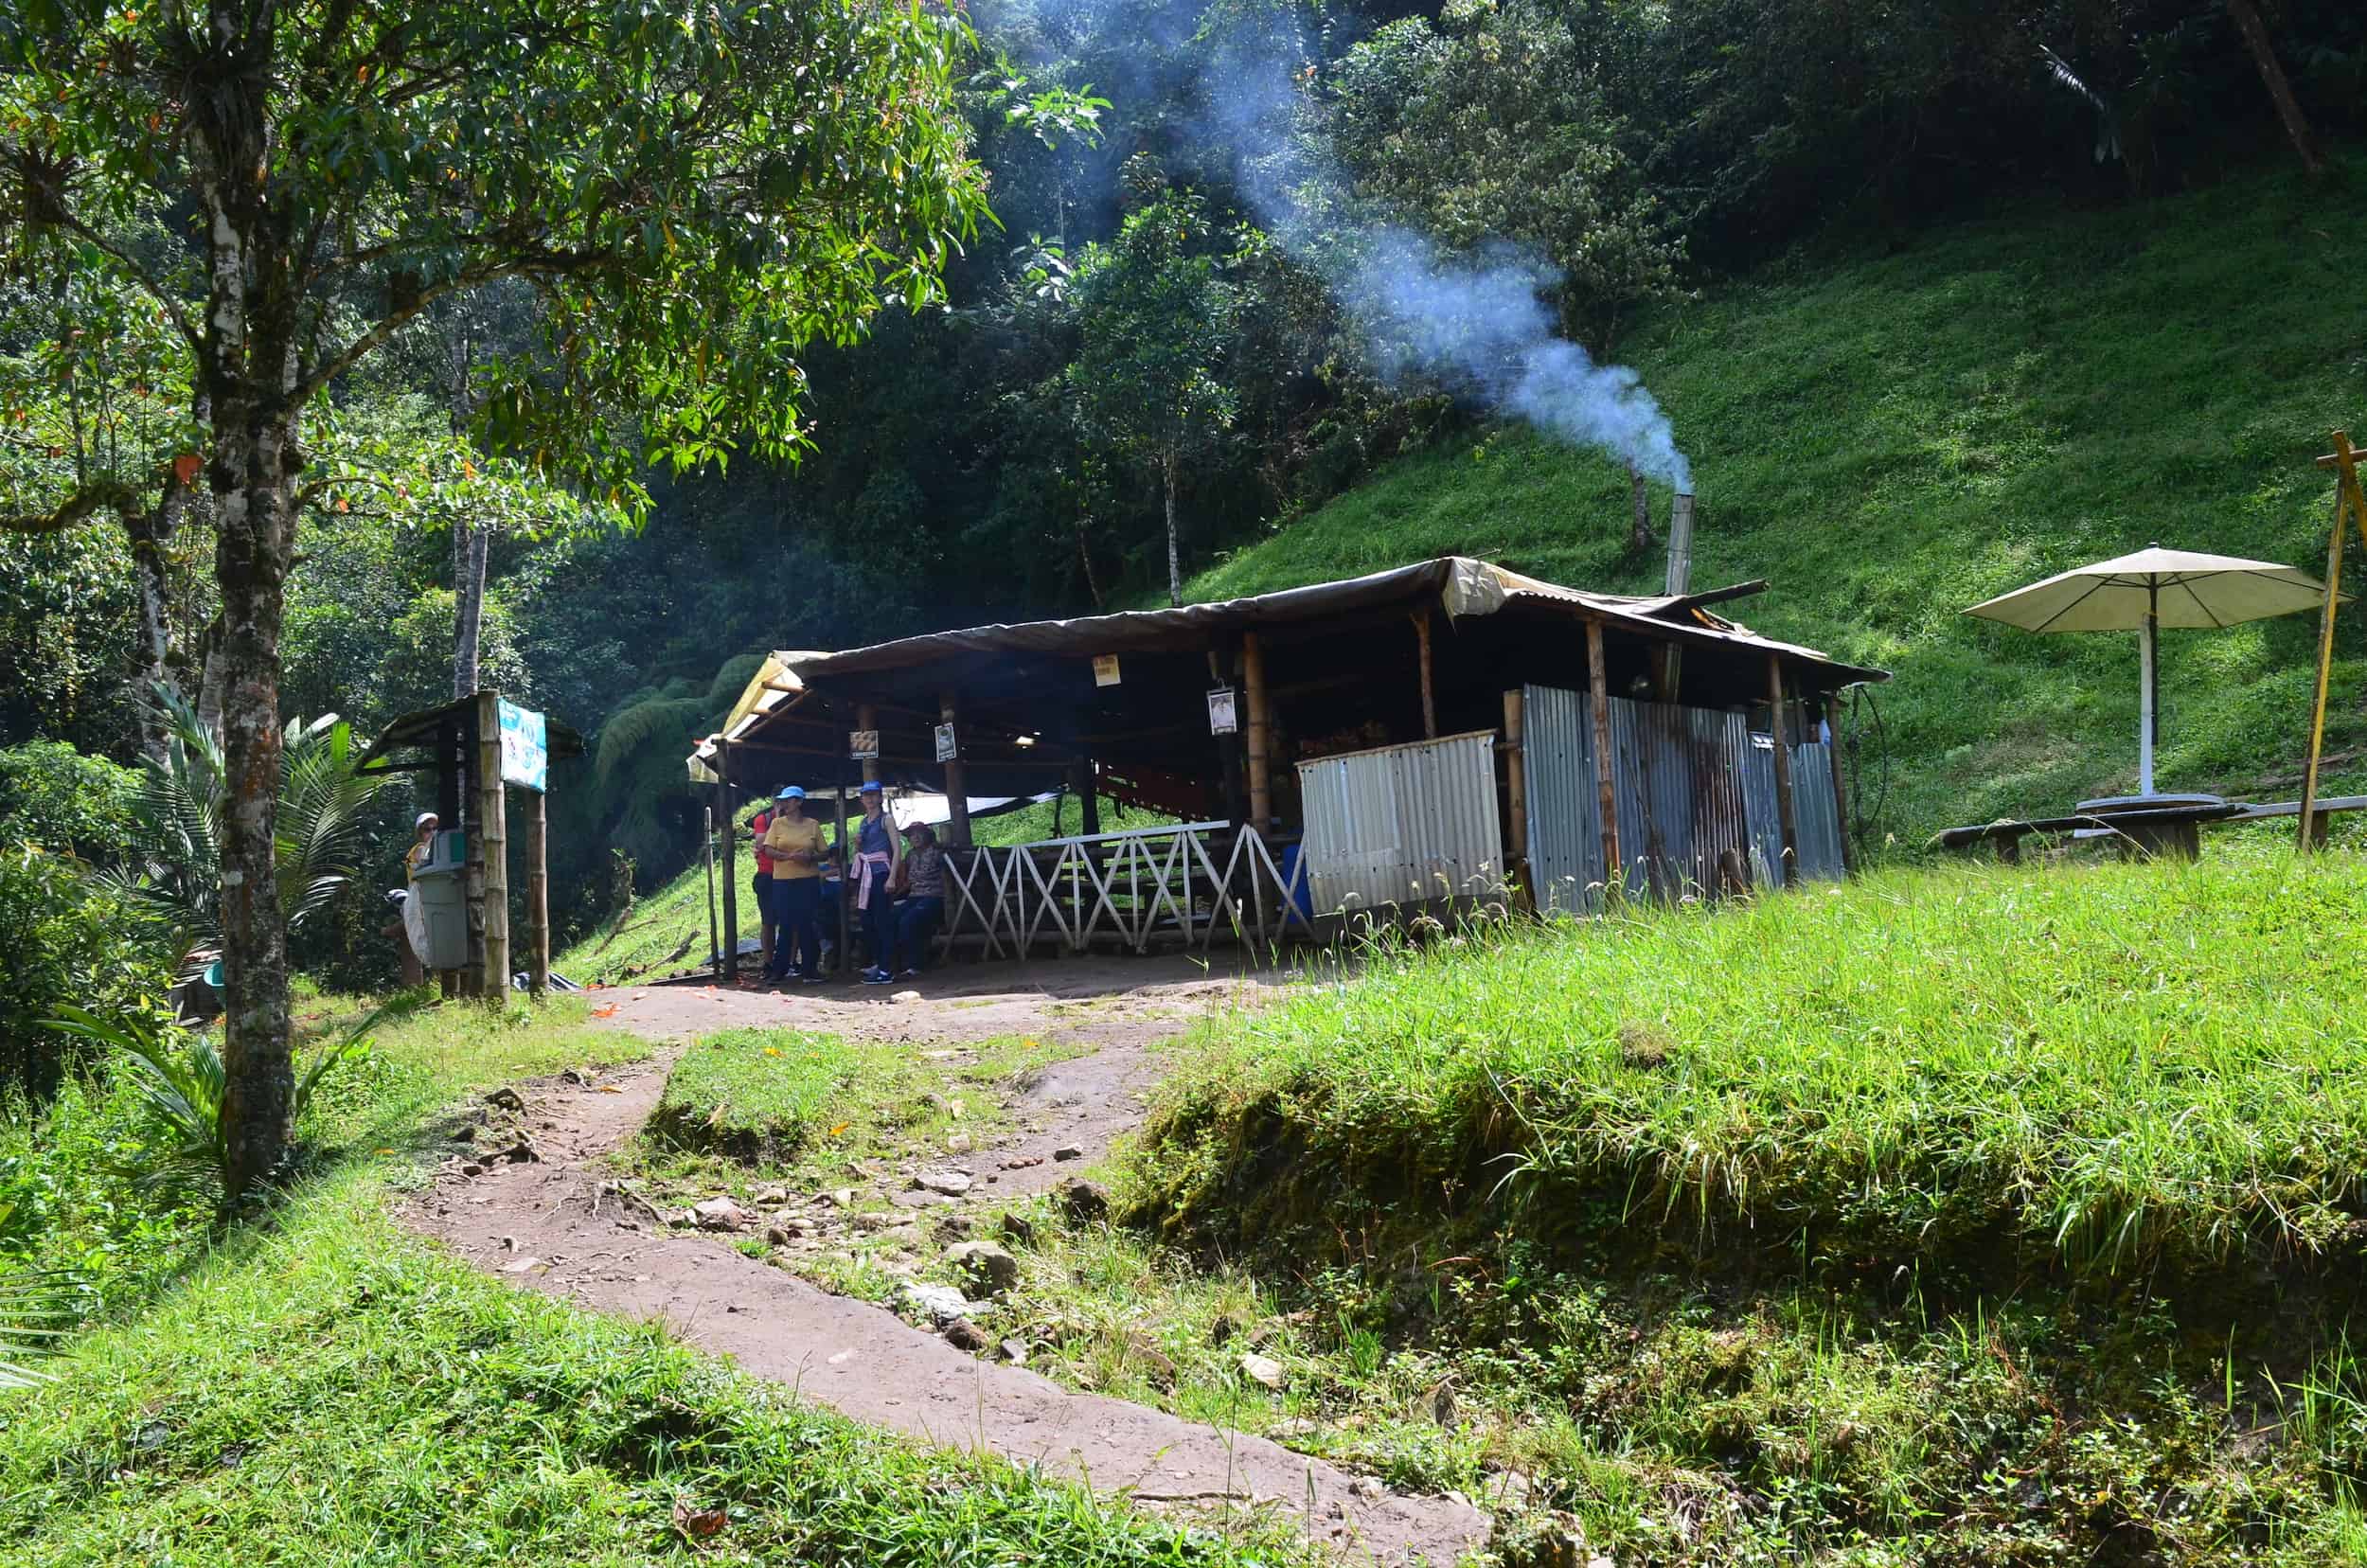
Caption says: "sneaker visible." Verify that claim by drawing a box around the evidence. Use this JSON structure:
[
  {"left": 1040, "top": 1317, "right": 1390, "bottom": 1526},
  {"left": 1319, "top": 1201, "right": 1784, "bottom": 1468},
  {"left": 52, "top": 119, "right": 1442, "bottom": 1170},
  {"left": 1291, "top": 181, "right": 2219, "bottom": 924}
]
[
  {"left": 863, "top": 967, "right": 895, "bottom": 985},
  {"left": 799, "top": 972, "right": 828, "bottom": 986},
  {"left": 897, "top": 968, "right": 919, "bottom": 981}
]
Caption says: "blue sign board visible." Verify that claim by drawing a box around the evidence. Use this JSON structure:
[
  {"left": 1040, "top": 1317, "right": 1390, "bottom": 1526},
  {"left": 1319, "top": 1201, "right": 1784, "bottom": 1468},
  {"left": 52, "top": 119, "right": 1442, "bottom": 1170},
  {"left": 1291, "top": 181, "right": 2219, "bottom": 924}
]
[{"left": 498, "top": 700, "right": 548, "bottom": 793}]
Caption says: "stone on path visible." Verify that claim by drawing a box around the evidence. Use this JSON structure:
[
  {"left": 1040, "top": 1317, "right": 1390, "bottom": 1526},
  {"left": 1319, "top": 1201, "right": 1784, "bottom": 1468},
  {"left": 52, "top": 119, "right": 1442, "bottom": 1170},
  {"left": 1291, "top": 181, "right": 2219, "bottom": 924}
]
[
  {"left": 692, "top": 1196, "right": 749, "bottom": 1231},
  {"left": 1238, "top": 1352, "right": 1286, "bottom": 1390},
  {"left": 1058, "top": 1179, "right": 1111, "bottom": 1222},
  {"left": 913, "top": 1169, "right": 973, "bottom": 1197},
  {"left": 897, "top": 1281, "right": 973, "bottom": 1326},
  {"left": 945, "top": 1240, "right": 1020, "bottom": 1294},
  {"left": 1052, "top": 1144, "right": 1084, "bottom": 1162}
]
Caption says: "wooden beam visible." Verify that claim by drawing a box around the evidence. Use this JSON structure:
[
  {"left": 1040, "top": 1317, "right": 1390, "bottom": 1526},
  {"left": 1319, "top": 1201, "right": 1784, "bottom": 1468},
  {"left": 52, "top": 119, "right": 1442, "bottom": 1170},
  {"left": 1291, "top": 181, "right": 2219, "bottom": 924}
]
[
  {"left": 1767, "top": 656, "right": 1800, "bottom": 887},
  {"left": 474, "top": 690, "right": 510, "bottom": 996},
  {"left": 1244, "top": 632, "right": 1272, "bottom": 831},
  {"left": 1585, "top": 619, "right": 1621, "bottom": 889},
  {"left": 522, "top": 787, "right": 549, "bottom": 996},
  {"left": 939, "top": 690, "right": 971, "bottom": 847},
  {"left": 719, "top": 737, "right": 739, "bottom": 984},
  {"left": 1502, "top": 688, "right": 1529, "bottom": 905},
  {"left": 1414, "top": 611, "right": 1437, "bottom": 739}
]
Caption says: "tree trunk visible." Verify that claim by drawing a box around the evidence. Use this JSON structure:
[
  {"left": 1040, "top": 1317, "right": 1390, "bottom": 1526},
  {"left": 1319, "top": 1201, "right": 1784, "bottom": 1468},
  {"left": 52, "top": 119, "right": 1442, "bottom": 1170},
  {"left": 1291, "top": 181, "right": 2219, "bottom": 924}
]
[
  {"left": 1163, "top": 452, "right": 1182, "bottom": 608},
  {"left": 124, "top": 467, "right": 191, "bottom": 761},
  {"left": 1628, "top": 458, "right": 1653, "bottom": 553},
  {"left": 210, "top": 401, "right": 302, "bottom": 1201},
  {"left": 1076, "top": 513, "right": 1105, "bottom": 609},
  {"left": 453, "top": 516, "right": 488, "bottom": 698},
  {"left": 2226, "top": 0, "right": 2326, "bottom": 175}
]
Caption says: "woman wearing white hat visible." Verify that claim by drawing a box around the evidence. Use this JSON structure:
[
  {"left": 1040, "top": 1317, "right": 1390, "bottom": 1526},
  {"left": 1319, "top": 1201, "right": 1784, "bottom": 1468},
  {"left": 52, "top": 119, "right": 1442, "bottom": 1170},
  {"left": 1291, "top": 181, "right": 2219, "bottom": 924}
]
[{"left": 400, "top": 812, "right": 440, "bottom": 968}]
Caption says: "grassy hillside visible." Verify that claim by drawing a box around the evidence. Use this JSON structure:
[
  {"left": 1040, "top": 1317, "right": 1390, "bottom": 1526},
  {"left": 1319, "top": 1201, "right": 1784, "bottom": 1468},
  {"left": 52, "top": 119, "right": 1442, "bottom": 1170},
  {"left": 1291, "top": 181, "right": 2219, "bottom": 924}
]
[{"left": 1188, "top": 153, "right": 2367, "bottom": 844}]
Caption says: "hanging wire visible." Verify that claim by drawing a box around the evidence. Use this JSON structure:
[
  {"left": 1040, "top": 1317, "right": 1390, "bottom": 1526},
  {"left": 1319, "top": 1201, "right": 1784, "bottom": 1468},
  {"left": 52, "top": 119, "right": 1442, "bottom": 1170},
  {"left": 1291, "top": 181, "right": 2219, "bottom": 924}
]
[{"left": 1843, "top": 683, "right": 1890, "bottom": 850}]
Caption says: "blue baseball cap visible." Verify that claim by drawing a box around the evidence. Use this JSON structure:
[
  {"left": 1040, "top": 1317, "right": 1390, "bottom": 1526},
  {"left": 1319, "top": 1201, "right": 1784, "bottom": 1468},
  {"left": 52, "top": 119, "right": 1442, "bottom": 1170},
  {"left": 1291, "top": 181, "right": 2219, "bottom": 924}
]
[
  {"left": 776, "top": 785, "right": 805, "bottom": 800},
  {"left": 859, "top": 779, "right": 882, "bottom": 793}
]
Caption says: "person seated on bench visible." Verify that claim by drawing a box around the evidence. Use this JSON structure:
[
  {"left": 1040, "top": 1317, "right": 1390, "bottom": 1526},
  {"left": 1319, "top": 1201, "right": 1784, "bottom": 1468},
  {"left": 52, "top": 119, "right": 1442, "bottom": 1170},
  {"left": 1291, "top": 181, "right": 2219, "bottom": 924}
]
[{"left": 865, "top": 820, "right": 947, "bottom": 984}]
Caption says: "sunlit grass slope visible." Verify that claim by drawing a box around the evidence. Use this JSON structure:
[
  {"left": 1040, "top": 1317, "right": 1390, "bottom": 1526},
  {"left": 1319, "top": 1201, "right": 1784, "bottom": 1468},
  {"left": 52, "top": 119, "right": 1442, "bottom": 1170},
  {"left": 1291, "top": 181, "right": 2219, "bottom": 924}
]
[{"left": 1188, "top": 152, "right": 2367, "bottom": 843}]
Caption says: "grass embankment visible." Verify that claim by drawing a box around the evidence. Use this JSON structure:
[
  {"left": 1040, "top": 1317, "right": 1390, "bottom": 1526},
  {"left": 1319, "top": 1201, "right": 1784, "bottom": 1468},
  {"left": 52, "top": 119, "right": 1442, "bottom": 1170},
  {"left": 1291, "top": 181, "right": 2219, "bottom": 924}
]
[
  {"left": 1186, "top": 151, "right": 2367, "bottom": 842},
  {"left": 0, "top": 1003, "right": 1291, "bottom": 1567},
  {"left": 1054, "top": 847, "right": 2367, "bottom": 1562}
]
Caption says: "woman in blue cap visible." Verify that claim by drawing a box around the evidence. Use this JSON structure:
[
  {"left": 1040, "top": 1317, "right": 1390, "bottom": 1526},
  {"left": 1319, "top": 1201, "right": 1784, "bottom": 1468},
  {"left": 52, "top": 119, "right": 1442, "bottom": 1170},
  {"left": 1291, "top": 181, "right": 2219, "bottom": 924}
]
[{"left": 760, "top": 786, "right": 828, "bottom": 984}]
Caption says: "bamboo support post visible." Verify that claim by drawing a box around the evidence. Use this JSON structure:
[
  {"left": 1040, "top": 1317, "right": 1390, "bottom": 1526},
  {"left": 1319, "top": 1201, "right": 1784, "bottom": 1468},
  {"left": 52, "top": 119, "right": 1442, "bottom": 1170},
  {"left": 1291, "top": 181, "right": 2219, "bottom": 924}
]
[
  {"left": 473, "top": 690, "right": 509, "bottom": 995},
  {"left": 1502, "top": 688, "right": 1529, "bottom": 908},
  {"left": 1585, "top": 620, "right": 1621, "bottom": 890},
  {"left": 718, "top": 739, "right": 739, "bottom": 983},
  {"left": 1767, "top": 657, "right": 1800, "bottom": 887},
  {"left": 522, "top": 787, "right": 548, "bottom": 995},
  {"left": 836, "top": 757, "right": 853, "bottom": 976},
  {"left": 939, "top": 690, "right": 971, "bottom": 847},
  {"left": 703, "top": 806, "right": 720, "bottom": 978},
  {"left": 1244, "top": 633, "right": 1272, "bottom": 831},
  {"left": 1414, "top": 611, "right": 1437, "bottom": 739},
  {"left": 2302, "top": 431, "right": 2367, "bottom": 850}
]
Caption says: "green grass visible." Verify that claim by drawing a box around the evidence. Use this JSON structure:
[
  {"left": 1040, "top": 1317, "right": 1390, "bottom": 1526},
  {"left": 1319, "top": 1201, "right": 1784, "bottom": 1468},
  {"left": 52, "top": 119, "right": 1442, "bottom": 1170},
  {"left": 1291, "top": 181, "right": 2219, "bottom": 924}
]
[
  {"left": 647, "top": 1028, "right": 857, "bottom": 1159},
  {"left": 0, "top": 1169, "right": 1295, "bottom": 1566},
  {"left": 1186, "top": 149, "right": 2367, "bottom": 844},
  {"left": 1141, "top": 843, "right": 2367, "bottom": 1281}
]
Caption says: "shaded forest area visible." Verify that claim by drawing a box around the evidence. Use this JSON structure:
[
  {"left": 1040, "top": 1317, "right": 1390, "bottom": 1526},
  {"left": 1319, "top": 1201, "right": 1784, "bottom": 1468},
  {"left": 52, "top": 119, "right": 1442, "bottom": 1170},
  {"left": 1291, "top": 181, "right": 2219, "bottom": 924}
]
[{"left": 6, "top": 0, "right": 2363, "bottom": 989}]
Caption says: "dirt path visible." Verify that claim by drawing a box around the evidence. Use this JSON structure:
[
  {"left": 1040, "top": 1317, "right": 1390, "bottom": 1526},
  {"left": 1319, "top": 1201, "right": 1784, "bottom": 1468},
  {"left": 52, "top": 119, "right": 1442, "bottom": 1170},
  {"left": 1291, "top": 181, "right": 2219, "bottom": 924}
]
[{"left": 405, "top": 962, "right": 1488, "bottom": 1565}]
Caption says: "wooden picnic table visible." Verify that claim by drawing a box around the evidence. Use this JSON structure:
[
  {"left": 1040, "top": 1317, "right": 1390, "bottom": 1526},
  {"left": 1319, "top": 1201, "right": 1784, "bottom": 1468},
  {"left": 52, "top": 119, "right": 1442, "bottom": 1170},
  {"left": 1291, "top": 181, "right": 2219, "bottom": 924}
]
[{"left": 1935, "top": 793, "right": 2367, "bottom": 859}]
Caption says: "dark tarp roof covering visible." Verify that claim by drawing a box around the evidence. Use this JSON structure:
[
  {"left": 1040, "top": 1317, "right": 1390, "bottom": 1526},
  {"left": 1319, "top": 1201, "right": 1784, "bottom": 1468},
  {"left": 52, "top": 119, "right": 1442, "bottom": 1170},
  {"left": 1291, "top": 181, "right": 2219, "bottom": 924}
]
[
  {"left": 359, "top": 695, "right": 584, "bottom": 774},
  {"left": 787, "top": 557, "right": 1889, "bottom": 686}
]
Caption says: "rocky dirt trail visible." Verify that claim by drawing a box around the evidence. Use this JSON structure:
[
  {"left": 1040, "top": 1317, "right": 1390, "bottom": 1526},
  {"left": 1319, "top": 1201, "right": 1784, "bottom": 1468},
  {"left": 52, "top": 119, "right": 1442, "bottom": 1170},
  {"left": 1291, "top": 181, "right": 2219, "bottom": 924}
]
[{"left": 403, "top": 960, "right": 1488, "bottom": 1565}]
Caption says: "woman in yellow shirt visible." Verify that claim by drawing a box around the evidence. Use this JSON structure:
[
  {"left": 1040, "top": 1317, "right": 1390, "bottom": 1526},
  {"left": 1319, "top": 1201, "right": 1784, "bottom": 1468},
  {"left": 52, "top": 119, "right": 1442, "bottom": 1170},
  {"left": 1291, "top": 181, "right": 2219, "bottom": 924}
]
[{"left": 760, "top": 786, "right": 829, "bottom": 984}]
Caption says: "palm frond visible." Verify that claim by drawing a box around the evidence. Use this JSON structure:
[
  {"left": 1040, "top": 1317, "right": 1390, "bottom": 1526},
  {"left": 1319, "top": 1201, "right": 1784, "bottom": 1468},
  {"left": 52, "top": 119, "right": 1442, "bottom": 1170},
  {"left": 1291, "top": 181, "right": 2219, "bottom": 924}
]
[{"left": 0, "top": 1268, "right": 80, "bottom": 1391}]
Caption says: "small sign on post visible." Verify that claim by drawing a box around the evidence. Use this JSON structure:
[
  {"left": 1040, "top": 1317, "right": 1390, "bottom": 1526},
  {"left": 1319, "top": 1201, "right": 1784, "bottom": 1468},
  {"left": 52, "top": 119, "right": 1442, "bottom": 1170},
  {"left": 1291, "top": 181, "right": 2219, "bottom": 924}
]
[
  {"left": 497, "top": 700, "right": 547, "bottom": 792},
  {"left": 1206, "top": 686, "right": 1238, "bottom": 735},
  {"left": 934, "top": 722, "right": 958, "bottom": 763},
  {"left": 1092, "top": 653, "right": 1121, "bottom": 687},
  {"left": 849, "top": 729, "right": 881, "bottom": 761}
]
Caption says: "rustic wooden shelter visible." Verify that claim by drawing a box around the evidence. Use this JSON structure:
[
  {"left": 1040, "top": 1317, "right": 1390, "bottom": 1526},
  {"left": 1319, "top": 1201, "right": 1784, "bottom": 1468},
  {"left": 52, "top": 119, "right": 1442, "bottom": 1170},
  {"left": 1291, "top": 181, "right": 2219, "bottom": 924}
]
[{"left": 689, "top": 559, "right": 1886, "bottom": 975}]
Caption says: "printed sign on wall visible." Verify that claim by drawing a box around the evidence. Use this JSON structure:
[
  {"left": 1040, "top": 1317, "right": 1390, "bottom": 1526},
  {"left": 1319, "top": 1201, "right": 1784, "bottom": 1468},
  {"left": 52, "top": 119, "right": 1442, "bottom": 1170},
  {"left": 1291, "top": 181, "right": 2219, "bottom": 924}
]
[
  {"left": 1092, "top": 654, "right": 1121, "bottom": 687},
  {"left": 497, "top": 701, "right": 547, "bottom": 793},
  {"left": 849, "top": 729, "right": 881, "bottom": 760},
  {"left": 934, "top": 722, "right": 958, "bottom": 762},
  {"left": 1206, "top": 687, "right": 1238, "bottom": 735}
]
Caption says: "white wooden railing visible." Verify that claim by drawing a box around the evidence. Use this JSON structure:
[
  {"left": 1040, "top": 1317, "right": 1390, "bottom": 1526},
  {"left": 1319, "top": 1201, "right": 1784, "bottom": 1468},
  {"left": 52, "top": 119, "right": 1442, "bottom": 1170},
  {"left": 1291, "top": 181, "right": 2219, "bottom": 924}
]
[{"left": 941, "top": 821, "right": 1314, "bottom": 957}]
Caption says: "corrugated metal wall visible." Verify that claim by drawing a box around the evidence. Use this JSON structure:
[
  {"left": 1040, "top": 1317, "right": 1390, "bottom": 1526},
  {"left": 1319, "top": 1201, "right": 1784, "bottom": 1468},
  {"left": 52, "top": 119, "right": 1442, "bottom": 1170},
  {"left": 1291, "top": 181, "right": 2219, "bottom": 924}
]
[
  {"left": 1525, "top": 686, "right": 1845, "bottom": 909},
  {"left": 1296, "top": 730, "right": 1504, "bottom": 914}
]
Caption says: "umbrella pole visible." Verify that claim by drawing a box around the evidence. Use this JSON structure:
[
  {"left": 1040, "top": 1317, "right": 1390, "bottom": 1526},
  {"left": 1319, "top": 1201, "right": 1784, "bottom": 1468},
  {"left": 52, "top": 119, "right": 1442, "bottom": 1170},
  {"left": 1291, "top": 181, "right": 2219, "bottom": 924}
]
[
  {"left": 2140, "top": 606, "right": 2158, "bottom": 797},
  {"left": 2302, "top": 430, "right": 2367, "bottom": 849}
]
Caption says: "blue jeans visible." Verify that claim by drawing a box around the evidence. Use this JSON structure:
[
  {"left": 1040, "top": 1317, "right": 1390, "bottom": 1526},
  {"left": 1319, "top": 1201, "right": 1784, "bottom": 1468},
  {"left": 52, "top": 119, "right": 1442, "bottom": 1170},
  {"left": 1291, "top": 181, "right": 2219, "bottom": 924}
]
[
  {"left": 766, "top": 879, "right": 821, "bottom": 977},
  {"left": 883, "top": 897, "right": 944, "bottom": 974}
]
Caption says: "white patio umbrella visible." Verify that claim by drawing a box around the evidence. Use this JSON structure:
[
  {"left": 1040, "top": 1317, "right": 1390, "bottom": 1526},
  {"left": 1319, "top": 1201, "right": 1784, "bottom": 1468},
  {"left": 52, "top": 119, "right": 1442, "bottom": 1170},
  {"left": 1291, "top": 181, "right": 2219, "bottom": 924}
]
[{"left": 1964, "top": 545, "right": 2340, "bottom": 796}]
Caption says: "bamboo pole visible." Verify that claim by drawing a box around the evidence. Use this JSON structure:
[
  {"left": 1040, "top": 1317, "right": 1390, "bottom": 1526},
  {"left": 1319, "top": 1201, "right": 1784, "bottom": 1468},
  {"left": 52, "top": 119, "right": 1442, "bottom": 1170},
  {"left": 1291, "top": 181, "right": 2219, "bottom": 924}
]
[
  {"left": 1244, "top": 633, "right": 1272, "bottom": 831},
  {"left": 719, "top": 738, "right": 739, "bottom": 984},
  {"left": 2302, "top": 431, "right": 2365, "bottom": 850},
  {"left": 473, "top": 690, "right": 509, "bottom": 996},
  {"left": 1767, "top": 657, "right": 1799, "bottom": 888},
  {"left": 1502, "top": 688, "right": 1528, "bottom": 908},
  {"left": 703, "top": 805, "right": 720, "bottom": 977},
  {"left": 522, "top": 787, "right": 548, "bottom": 995},
  {"left": 1413, "top": 611, "right": 1437, "bottom": 739},
  {"left": 1585, "top": 620, "right": 1621, "bottom": 891},
  {"left": 938, "top": 690, "right": 971, "bottom": 847}
]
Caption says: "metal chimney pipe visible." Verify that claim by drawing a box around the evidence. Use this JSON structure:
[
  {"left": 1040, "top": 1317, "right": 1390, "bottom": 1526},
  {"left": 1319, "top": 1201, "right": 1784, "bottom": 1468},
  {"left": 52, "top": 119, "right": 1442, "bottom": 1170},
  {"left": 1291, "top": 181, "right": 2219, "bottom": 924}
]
[{"left": 1664, "top": 490, "right": 1697, "bottom": 597}]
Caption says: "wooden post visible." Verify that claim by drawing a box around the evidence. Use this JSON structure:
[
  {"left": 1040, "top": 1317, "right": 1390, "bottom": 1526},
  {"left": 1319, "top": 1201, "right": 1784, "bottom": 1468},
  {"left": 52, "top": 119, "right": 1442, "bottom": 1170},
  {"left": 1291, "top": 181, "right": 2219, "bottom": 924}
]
[
  {"left": 1244, "top": 632, "right": 1272, "bottom": 832},
  {"left": 1075, "top": 757, "right": 1101, "bottom": 836},
  {"left": 718, "top": 738, "right": 739, "bottom": 984},
  {"left": 1413, "top": 611, "right": 1437, "bottom": 739},
  {"left": 461, "top": 707, "right": 485, "bottom": 997},
  {"left": 1767, "top": 656, "right": 1799, "bottom": 887},
  {"left": 1825, "top": 693, "right": 1857, "bottom": 874},
  {"left": 938, "top": 690, "right": 971, "bottom": 848},
  {"left": 1502, "top": 689, "right": 1529, "bottom": 907},
  {"left": 473, "top": 689, "right": 509, "bottom": 996},
  {"left": 522, "top": 787, "right": 548, "bottom": 995},
  {"left": 1585, "top": 620, "right": 1621, "bottom": 891},
  {"left": 703, "top": 805, "right": 720, "bottom": 980},
  {"left": 858, "top": 704, "right": 881, "bottom": 793},
  {"left": 2301, "top": 431, "right": 2366, "bottom": 850},
  {"left": 835, "top": 759, "right": 852, "bottom": 977}
]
